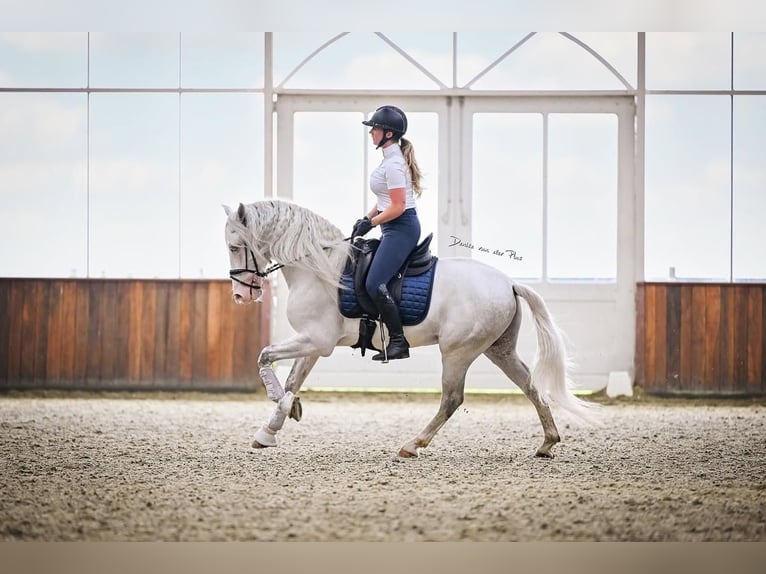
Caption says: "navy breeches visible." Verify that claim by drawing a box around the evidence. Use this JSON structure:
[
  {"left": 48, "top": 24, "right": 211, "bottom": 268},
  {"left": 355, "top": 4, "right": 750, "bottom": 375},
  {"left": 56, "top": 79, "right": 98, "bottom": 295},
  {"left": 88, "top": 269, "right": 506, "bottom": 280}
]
[{"left": 365, "top": 208, "right": 421, "bottom": 300}]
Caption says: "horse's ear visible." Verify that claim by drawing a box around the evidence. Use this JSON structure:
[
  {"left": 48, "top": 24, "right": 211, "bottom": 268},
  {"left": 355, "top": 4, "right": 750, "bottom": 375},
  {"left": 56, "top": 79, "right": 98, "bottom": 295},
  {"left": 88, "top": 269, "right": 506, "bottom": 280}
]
[
  {"left": 237, "top": 203, "right": 248, "bottom": 226},
  {"left": 223, "top": 204, "right": 232, "bottom": 217}
]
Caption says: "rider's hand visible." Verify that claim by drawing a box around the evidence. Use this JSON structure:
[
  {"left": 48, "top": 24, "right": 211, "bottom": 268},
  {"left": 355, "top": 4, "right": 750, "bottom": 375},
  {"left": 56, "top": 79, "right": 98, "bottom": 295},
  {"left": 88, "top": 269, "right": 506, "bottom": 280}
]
[{"left": 352, "top": 216, "right": 373, "bottom": 238}]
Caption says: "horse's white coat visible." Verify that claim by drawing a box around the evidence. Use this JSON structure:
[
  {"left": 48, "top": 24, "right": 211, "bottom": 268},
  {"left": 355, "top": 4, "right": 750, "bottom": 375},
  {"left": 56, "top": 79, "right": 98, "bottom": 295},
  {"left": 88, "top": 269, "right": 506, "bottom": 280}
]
[{"left": 224, "top": 200, "right": 598, "bottom": 457}]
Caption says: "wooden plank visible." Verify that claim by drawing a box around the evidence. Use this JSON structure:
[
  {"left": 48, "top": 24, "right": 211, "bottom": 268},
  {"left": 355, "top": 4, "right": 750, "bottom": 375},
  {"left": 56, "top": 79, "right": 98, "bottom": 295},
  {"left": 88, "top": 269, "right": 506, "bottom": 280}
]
[
  {"left": 152, "top": 282, "right": 169, "bottom": 386},
  {"left": 19, "top": 281, "right": 39, "bottom": 383},
  {"left": 653, "top": 285, "right": 667, "bottom": 389},
  {"left": 763, "top": 287, "right": 766, "bottom": 395},
  {"left": 733, "top": 285, "right": 749, "bottom": 390},
  {"left": 164, "top": 281, "right": 181, "bottom": 386},
  {"left": 704, "top": 285, "right": 721, "bottom": 393},
  {"left": 679, "top": 286, "right": 693, "bottom": 390},
  {"left": 191, "top": 282, "right": 209, "bottom": 386},
  {"left": 747, "top": 287, "right": 763, "bottom": 392},
  {"left": 112, "top": 281, "right": 132, "bottom": 384},
  {"left": 718, "top": 286, "right": 736, "bottom": 393},
  {"left": 217, "top": 282, "right": 235, "bottom": 384},
  {"left": 73, "top": 281, "right": 90, "bottom": 384},
  {"left": 634, "top": 285, "right": 646, "bottom": 388},
  {"left": 58, "top": 281, "right": 78, "bottom": 383},
  {"left": 178, "top": 282, "right": 193, "bottom": 384},
  {"left": 690, "top": 285, "right": 707, "bottom": 391},
  {"left": 206, "top": 282, "right": 223, "bottom": 386},
  {"left": 6, "top": 281, "right": 23, "bottom": 383},
  {"left": 128, "top": 282, "right": 143, "bottom": 383},
  {"left": 86, "top": 281, "right": 103, "bottom": 385},
  {"left": 45, "top": 280, "right": 64, "bottom": 384},
  {"left": 665, "top": 285, "right": 681, "bottom": 392},
  {"left": 0, "top": 280, "right": 12, "bottom": 383},
  {"left": 33, "top": 281, "right": 50, "bottom": 384},
  {"left": 644, "top": 285, "right": 656, "bottom": 390},
  {"left": 99, "top": 281, "right": 117, "bottom": 386},
  {"left": 140, "top": 282, "right": 157, "bottom": 385}
]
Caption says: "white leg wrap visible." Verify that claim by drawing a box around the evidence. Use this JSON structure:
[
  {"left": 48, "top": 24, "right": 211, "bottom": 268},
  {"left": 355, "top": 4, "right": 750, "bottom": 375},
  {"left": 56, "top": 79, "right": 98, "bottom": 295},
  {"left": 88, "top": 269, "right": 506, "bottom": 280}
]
[{"left": 259, "top": 366, "right": 285, "bottom": 402}]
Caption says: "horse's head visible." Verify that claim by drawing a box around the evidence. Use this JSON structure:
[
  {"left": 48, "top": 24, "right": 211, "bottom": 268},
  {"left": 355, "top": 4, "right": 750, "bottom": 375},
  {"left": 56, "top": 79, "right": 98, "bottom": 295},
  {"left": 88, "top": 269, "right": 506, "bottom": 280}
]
[{"left": 223, "top": 203, "right": 271, "bottom": 304}]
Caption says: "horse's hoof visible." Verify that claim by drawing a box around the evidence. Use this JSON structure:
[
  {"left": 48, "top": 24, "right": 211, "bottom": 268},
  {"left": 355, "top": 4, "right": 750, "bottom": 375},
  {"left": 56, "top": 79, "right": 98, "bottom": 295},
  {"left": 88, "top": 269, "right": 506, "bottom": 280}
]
[
  {"left": 398, "top": 448, "right": 418, "bottom": 458},
  {"left": 535, "top": 449, "right": 555, "bottom": 459},
  {"left": 252, "top": 426, "right": 278, "bottom": 448},
  {"left": 289, "top": 396, "right": 302, "bottom": 422}
]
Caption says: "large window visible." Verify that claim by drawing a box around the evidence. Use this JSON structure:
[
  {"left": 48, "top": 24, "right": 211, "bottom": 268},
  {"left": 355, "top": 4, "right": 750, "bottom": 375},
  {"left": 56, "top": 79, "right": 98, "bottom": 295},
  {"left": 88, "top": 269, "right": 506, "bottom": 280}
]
[
  {"left": 644, "top": 33, "right": 766, "bottom": 281},
  {"left": 0, "top": 32, "right": 264, "bottom": 279},
  {"left": 644, "top": 96, "right": 731, "bottom": 281},
  {"left": 1, "top": 32, "right": 764, "bottom": 283},
  {"left": 472, "top": 112, "right": 617, "bottom": 281},
  {"left": 0, "top": 93, "right": 88, "bottom": 277},
  {"left": 472, "top": 113, "right": 543, "bottom": 279}
]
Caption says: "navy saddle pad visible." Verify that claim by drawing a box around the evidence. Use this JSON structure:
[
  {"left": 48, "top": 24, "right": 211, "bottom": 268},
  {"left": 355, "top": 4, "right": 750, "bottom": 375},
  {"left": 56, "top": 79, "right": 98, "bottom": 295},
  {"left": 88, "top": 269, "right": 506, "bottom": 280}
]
[
  {"left": 339, "top": 264, "right": 437, "bottom": 326},
  {"left": 338, "top": 234, "right": 438, "bottom": 327}
]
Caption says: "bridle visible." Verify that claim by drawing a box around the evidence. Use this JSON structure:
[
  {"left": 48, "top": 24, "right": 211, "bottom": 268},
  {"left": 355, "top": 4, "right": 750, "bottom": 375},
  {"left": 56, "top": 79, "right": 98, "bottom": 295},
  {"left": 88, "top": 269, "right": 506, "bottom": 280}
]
[
  {"left": 229, "top": 247, "right": 283, "bottom": 299},
  {"left": 228, "top": 236, "right": 355, "bottom": 300}
]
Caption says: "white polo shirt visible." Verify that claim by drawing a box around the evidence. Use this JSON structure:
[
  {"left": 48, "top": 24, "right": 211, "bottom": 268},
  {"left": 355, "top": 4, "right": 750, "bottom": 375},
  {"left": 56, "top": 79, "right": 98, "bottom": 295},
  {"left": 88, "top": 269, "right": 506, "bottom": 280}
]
[{"left": 369, "top": 143, "right": 416, "bottom": 210}]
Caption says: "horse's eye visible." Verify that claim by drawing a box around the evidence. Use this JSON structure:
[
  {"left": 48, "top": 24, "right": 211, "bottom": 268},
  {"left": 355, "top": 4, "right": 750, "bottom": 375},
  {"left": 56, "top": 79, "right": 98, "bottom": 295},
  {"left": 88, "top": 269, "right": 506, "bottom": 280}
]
[{"left": 229, "top": 245, "right": 239, "bottom": 253}]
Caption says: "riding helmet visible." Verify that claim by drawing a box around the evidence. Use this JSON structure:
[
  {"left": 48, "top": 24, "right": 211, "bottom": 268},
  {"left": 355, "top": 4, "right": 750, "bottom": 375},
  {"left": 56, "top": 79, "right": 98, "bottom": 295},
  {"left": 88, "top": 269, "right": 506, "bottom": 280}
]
[{"left": 362, "top": 105, "right": 408, "bottom": 138}]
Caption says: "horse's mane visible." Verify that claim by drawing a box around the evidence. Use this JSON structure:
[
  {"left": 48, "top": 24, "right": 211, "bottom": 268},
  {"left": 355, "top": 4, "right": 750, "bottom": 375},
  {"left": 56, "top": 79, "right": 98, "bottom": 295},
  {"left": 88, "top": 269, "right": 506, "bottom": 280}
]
[{"left": 231, "top": 199, "right": 350, "bottom": 289}]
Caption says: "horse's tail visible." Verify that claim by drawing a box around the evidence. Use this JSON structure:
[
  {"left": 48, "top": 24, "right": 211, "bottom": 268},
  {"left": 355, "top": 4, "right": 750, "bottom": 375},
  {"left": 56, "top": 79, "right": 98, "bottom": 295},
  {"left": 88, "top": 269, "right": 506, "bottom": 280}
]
[{"left": 512, "top": 283, "right": 600, "bottom": 422}]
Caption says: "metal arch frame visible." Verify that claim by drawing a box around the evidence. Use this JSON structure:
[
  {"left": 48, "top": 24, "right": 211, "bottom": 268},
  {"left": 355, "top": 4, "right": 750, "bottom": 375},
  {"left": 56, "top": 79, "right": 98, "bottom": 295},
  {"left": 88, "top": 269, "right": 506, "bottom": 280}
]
[{"left": 272, "top": 32, "right": 638, "bottom": 94}]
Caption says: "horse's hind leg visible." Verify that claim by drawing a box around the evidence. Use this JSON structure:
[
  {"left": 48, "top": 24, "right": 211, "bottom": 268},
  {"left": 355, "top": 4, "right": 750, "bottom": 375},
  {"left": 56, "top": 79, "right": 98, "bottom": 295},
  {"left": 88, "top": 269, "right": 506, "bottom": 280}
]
[
  {"left": 283, "top": 355, "right": 320, "bottom": 421},
  {"left": 484, "top": 322, "right": 561, "bottom": 458},
  {"left": 398, "top": 351, "right": 473, "bottom": 458}
]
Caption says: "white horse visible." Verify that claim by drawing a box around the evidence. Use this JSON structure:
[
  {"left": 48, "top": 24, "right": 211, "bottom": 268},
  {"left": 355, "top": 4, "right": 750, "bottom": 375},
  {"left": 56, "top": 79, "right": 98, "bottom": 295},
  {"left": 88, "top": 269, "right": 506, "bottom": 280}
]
[{"left": 224, "top": 199, "right": 597, "bottom": 458}]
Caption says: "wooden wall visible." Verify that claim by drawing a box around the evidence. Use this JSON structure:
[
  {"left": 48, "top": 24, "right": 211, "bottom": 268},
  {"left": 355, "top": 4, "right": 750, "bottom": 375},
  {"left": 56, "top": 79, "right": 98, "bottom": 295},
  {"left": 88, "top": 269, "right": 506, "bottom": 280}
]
[
  {"left": 0, "top": 279, "right": 270, "bottom": 391},
  {"left": 636, "top": 283, "right": 765, "bottom": 395}
]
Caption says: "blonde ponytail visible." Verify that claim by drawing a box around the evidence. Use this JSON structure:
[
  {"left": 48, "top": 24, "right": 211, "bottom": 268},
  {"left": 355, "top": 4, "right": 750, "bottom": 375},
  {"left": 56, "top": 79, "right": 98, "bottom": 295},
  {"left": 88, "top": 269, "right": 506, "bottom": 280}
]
[{"left": 399, "top": 137, "right": 423, "bottom": 197}]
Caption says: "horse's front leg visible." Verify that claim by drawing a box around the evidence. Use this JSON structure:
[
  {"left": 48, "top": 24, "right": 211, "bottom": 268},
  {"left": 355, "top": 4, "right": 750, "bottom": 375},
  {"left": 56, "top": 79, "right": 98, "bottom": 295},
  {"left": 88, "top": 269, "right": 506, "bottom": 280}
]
[{"left": 252, "top": 335, "right": 328, "bottom": 449}]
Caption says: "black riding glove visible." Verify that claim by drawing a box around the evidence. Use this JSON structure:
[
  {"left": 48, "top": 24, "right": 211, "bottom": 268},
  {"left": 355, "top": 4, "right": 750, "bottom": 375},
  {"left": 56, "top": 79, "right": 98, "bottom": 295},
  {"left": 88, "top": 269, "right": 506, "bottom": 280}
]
[{"left": 352, "top": 216, "right": 373, "bottom": 238}]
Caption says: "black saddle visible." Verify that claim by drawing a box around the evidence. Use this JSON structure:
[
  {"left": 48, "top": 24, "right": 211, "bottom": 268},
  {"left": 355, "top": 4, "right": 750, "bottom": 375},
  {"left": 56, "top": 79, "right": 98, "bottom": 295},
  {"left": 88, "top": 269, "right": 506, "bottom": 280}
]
[
  {"left": 343, "top": 232, "right": 436, "bottom": 317},
  {"left": 339, "top": 233, "right": 437, "bottom": 355}
]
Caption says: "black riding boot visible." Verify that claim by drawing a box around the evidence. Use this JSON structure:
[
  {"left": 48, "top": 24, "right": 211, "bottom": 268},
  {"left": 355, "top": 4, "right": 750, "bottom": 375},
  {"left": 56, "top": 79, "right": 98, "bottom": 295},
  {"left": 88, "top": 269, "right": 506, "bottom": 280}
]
[{"left": 372, "top": 284, "right": 410, "bottom": 361}]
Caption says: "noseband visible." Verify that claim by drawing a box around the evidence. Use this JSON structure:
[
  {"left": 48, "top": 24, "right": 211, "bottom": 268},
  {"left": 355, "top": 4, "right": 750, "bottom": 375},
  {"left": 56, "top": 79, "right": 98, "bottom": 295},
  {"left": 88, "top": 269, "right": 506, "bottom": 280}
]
[{"left": 229, "top": 248, "right": 284, "bottom": 299}]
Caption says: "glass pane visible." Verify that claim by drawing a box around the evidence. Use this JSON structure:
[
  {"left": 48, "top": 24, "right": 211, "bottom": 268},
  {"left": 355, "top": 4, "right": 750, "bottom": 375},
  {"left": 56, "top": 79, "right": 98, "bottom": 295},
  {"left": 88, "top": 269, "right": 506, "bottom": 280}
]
[
  {"left": 0, "top": 33, "right": 87, "bottom": 87},
  {"left": 0, "top": 93, "right": 87, "bottom": 277},
  {"left": 279, "top": 33, "right": 440, "bottom": 90},
  {"left": 574, "top": 33, "right": 637, "bottom": 88},
  {"left": 470, "top": 33, "right": 630, "bottom": 91},
  {"left": 646, "top": 33, "right": 731, "bottom": 90},
  {"left": 365, "top": 112, "right": 440, "bottom": 252},
  {"left": 548, "top": 114, "right": 618, "bottom": 280},
  {"left": 472, "top": 113, "right": 543, "bottom": 280},
  {"left": 90, "top": 33, "right": 179, "bottom": 88},
  {"left": 273, "top": 32, "right": 342, "bottom": 86},
  {"left": 733, "top": 96, "right": 766, "bottom": 280},
  {"left": 180, "top": 94, "right": 263, "bottom": 279},
  {"left": 380, "top": 33, "right": 454, "bottom": 87},
  {"left": 294, "top": 112, "right": 365, "bottom": 231},
  {"left": 734, "top": 33, "right": 766, "bottom": 90},
  {"left": 457, "top": 32, "right": 536, "bottom": 88},
  {"left": 180, "top": 32, "right": 264, "bottom": 88},
  {"left": 89, "top": 94, "right": 179, "bottom": 278},
  {"left": 645, "top": 96, "right": 731, "bottom": 280}
]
